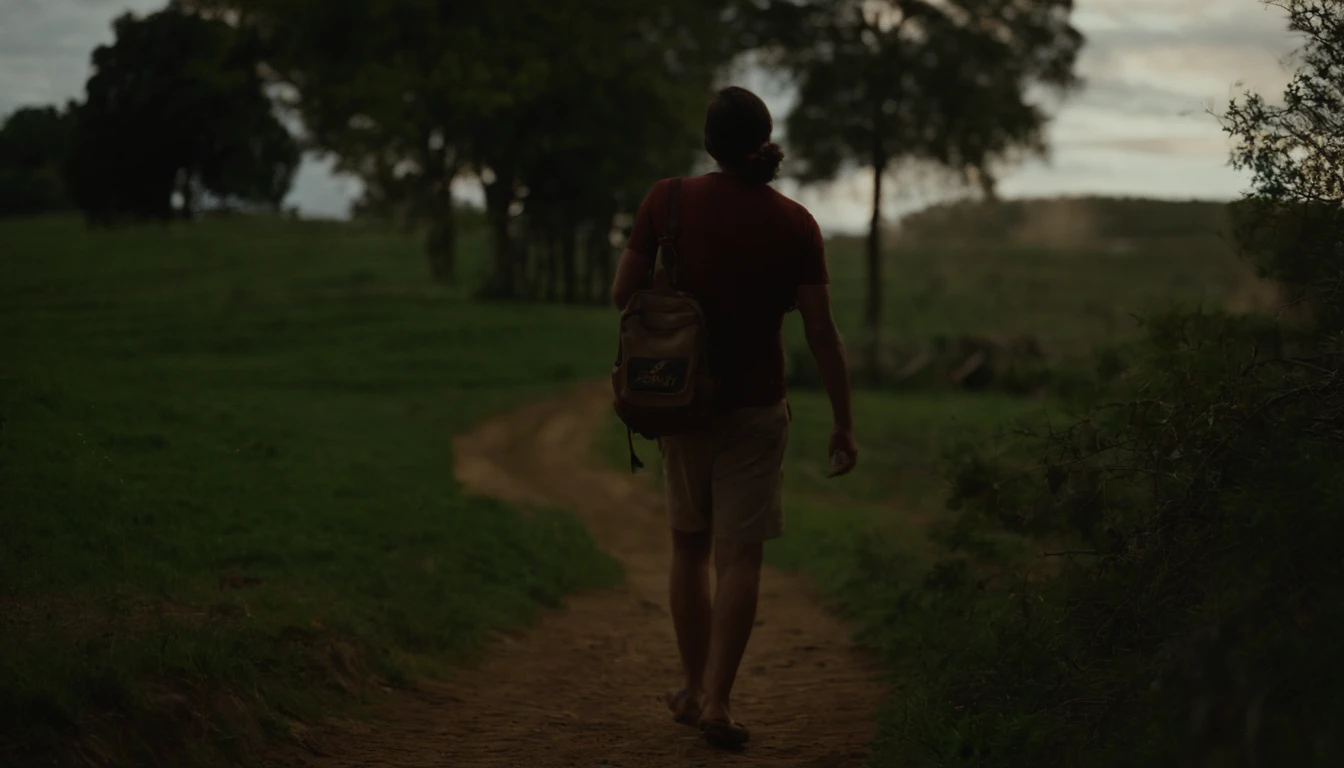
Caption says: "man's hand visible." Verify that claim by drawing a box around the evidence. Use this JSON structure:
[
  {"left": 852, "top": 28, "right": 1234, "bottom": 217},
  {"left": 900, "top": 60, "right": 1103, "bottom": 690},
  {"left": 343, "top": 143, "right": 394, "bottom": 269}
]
[
  {"left": 797, "top": 283, "right": 857, "bottom": 478},
  {"left": 828, "top": 424, "right": 858, "bottom": 478}
]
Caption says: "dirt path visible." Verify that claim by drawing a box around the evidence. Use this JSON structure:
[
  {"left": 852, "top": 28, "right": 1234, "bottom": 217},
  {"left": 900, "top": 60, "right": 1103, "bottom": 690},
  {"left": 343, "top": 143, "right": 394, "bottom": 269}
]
[{"left": 272, "top": 382, "right": 885, "bottom": 767}]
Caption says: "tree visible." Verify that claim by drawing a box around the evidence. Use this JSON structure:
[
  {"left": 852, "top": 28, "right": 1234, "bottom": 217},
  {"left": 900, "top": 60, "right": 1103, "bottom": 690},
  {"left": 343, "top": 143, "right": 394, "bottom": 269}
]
[
  {"left": 65, "top": 6, "right": 298, "bottom": 225},
  {"left": 197, "top": 0, "right": 745, "bottom": 294},
  {"left": 758, "top": 0, "right": 1083, "bottom": 379},
  {"left": 462, "top": 0, "right": 744, "bottom": 299},
  {"left": 201, "top": 0, "right": 497, "bottom": 283},
  {"left": 917, "top": 4, "right": 1344, "bottom": 762},
  {"left": 505, "top": 0, "right": 736, "bottom": 302},
  {"left": 1224, "top": 0, "right": 1344, "bottom": 331},
  {"left": 0, "top": 103, "right": 77, "bottom": 217}
]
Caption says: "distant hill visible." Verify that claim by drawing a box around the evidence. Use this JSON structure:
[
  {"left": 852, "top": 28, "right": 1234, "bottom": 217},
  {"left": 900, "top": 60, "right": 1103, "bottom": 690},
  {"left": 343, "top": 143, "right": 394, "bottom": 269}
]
[{"left": 892, "top": 196, "right": 1239, "bottom": 251}]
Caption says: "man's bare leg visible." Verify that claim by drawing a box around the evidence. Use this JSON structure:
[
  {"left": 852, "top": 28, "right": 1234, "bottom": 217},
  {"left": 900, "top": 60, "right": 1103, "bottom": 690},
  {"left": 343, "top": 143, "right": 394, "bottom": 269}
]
[
  {"left": 669, "top": 528, "right": 713, "bottom": 717},
  {"left": 702, "top": 537, "right": 764, "bottom": 728}
]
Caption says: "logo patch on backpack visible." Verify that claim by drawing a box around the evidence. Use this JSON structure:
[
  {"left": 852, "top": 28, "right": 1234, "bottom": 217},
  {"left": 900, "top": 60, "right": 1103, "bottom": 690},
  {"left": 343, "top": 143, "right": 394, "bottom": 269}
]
[{"left": 627, "top": 357, "right": 689, "bottom": 394}]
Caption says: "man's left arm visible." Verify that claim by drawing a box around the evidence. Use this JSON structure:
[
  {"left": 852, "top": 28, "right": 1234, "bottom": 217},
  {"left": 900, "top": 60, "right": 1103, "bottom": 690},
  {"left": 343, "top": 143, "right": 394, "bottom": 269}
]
[
  {"left": 611, "top": 248, "right": 654, "bottom": 310},
  {"left": 611, "top": 180, "right": 667, "bottom": 309}
]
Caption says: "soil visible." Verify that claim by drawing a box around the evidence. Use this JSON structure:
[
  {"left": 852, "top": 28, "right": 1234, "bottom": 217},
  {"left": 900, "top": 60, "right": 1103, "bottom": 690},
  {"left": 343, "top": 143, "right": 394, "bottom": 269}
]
[{"left": 267, "top": 382, "right": 886, "bottom": 767}]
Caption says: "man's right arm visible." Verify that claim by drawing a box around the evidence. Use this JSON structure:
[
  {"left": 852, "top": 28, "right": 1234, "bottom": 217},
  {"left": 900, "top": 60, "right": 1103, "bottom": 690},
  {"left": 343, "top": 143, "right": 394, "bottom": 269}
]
[{"left": 796, "top": 283, "right": 857, "bottom": 476}]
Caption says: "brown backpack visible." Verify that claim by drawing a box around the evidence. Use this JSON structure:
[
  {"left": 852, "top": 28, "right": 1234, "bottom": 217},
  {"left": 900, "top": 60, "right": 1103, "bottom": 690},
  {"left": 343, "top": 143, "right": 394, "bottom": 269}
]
[{"left": 612, "top": 178, "right": 714, "bottom": 470}]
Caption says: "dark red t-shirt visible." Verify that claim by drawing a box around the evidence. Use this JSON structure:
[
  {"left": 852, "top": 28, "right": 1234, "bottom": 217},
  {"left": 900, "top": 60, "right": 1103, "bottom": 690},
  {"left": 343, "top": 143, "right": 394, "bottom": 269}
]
[{"left": 626, "top": 173, "right": 830, "bottom": 409}]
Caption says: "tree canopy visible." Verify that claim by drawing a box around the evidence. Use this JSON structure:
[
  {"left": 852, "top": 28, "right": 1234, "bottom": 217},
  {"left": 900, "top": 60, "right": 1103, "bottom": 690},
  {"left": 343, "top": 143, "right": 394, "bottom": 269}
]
[
  {"left": 195, "top": 0, "right": 744, "bottom": 293},
  {"left": 0, "top": 104, "right": 78, "bottom": 218},
  {"left": 174, "top": 0, "right": 1083, "bottom": 307},
  {"left": 1225, "top": 0, "right": 1344, "bottom": 331},
  {"left": 65, "top": 6, "right": 299, "bottom": 225},
  {"left": 756, "top": 0, "right": 1083, "bottom": 376}
]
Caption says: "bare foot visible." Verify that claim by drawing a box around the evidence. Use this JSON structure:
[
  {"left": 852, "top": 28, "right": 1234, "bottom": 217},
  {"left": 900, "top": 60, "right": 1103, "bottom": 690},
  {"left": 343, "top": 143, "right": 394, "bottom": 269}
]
[
  {"left": 663, "top": 689, "right": 701, "bottom": 727},
  {"left": 699, "top": 704, "right": 749, "bottom": 750},
  {"left": 700, "top": 713, "right": 749, "bottom": 750}
]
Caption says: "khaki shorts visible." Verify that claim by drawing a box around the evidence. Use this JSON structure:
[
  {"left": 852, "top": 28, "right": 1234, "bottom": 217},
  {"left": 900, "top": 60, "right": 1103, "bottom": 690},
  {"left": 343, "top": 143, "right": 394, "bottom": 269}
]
[{"left": 658, "top": 401, "right": 790, "bottom": 542}]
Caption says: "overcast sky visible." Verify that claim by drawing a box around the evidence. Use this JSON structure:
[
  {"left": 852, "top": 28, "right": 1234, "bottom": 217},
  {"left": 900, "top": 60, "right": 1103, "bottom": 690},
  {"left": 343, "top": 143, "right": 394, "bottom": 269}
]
[{"left": 0, "top": 0, "right": 1301, "bottom": 233}]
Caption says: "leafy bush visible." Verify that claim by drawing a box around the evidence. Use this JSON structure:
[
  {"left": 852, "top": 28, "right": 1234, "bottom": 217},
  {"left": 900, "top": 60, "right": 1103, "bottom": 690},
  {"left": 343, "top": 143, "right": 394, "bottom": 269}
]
[{"left": 863, "top": 4, "right": 1344, "bottom": 765}]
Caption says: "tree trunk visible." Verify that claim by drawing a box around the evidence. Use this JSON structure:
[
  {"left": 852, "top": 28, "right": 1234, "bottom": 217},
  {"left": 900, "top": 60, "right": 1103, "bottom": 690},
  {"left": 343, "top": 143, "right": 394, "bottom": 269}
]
[
  {"left": 422, "top": 145, "right": 458, "bottom": 284},
  {"left": 864, "top": 155, "right": 886, "bottom": 383},
  {"left": 483, "top": 169, "right": 516, "bottom": 299},
  {"left": 581, "top": 221, "right": 597, "bottom": 303},
  {"left": 425, "top": 189, "right": 457, "bottom": 284},
  {"left": 601, "top": 220, "right": 620, "bottom": 302},
  {"left": 562, "top": 214, "right": 578, "bottom": 304},
  {"left": 582, "top": 212, "right": 611, "bottom": 304},
  {"left": 546, "top": 226, "right": 559, "bottom": 302},
  {"left": 178, "top": 171, "right": 194, "bottom": 220},
  {"left": 519, "top": 236, "right": 536, "bottom": 299}
]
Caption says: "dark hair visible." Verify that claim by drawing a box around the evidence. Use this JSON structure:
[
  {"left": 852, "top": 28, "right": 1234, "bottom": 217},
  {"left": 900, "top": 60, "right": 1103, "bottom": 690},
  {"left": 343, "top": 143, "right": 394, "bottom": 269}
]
[{"left": 704, "top": 86, "right": 784, "bottom": 183}]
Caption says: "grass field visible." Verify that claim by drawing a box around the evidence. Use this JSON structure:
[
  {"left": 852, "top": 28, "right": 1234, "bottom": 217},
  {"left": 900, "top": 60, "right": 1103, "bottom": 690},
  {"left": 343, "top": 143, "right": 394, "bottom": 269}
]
[
  {"left": 831, "top": 198, "right": 1266, "bottom": 357},
  {"left": 0, "top": 217, "right": 620, "bottom": 766},
  {"left": 845, "top": 243, "right": 1254, "bottom": 350},
  {"left": 2, "top": 201, "right": 1264, "bottom": 766},
  {"left": 607, "top": 387, "right": 1046, "bottom": 579},
  {"left": 606, "top": 203, "right": 1265, "bottom": 658},
  {"left": 610, "top": 202, "right": 1262, "bottom": 533}
]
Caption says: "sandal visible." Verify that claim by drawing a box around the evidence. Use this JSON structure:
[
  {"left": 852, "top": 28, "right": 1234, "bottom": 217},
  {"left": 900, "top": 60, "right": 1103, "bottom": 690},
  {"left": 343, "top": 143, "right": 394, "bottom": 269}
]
[
  {"left": 664, "top": 689, "right": 702, "bottom": 727},
  {"left": 700, "top": 717, "right": 750, "bottom": 750}
]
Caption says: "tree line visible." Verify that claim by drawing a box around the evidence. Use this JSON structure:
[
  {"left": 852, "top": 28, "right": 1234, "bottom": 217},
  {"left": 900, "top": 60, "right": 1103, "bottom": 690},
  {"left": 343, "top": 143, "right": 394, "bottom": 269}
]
[
  {"left": 898, "top": 2, "right": 1344, "bottom": 761},
  {"left": 0, "top": 8, "right": 297, "bottom": 225},
  {"left": 3, "top": 0, "right": 1082, "bottom": 341}
]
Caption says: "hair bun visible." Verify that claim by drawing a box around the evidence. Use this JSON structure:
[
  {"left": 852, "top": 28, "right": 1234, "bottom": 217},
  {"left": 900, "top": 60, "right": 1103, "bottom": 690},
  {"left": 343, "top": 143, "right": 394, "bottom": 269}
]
[{"left": 744, "top": 141, "right": 785, "bottom": 183}]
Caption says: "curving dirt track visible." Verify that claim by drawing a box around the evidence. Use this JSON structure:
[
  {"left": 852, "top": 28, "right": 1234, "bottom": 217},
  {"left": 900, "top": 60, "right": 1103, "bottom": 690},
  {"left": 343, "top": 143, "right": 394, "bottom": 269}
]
[{"left": 269, "top": 382, "right": 885, "bottom": 767}]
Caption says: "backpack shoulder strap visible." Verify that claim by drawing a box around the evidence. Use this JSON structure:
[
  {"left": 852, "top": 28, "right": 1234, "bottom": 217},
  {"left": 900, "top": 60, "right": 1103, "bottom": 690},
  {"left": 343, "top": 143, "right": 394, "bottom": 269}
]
[
  {"left": 666, "top": 176, "right": 681, "bottom": 240},
  {"left": 657, "top": 178, "right": 683, "bottom": 288}
]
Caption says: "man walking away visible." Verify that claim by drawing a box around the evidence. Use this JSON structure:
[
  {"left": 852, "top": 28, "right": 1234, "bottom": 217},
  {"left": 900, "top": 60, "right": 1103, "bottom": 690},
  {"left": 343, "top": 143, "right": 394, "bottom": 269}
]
[{"left": 610, "top": 86, "right": 857, "bottom": 750}]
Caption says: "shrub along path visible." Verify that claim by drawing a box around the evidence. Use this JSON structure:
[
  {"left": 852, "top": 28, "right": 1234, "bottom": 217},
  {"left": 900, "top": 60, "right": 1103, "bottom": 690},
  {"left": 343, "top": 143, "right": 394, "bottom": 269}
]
[{"left": 268, "top": 381, "right": 884, "bottom": 767}]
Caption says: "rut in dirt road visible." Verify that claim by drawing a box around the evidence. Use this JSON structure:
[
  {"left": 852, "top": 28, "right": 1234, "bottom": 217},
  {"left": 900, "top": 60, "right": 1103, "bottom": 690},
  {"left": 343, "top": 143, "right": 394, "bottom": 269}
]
[{"left": 270, "top": 382, "right": 886, "bottom": 767}]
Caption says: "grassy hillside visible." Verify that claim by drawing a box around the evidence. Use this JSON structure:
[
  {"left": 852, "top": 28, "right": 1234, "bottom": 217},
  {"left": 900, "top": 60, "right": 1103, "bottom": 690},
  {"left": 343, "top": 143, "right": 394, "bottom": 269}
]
[
  {"left": 0, "top": 195, "right": 1279, "bottom": 766},
  {"left": 603, "top": 196, "right": 1279, "bottom": 765},
  {"left": 613, "top": 196, "right": 1266, "bottom": 513},
  {"left": 0, "top": 217, "right": 620, "bottom": 767},
  {"left": 895, "top": 196, "right": 1237, "bottom": 245},
  {"left": 816, "top": 197, "right": 1270, "bottom": 362}
]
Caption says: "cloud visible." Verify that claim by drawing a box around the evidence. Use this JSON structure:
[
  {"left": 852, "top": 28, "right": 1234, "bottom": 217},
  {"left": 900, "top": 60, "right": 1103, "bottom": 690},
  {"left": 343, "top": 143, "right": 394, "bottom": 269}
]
[
  {"left": 1000, "top": 147, "right": 1250, "bottom": 203},
  {"left": 1062, "top": 135, "right": 1232, "bottom": 158},
  {"left": 1066, "top": 77, "right": 1213, "bottom": 119},
  {"left": 1080, "top": 0, "right": 1293, "bottom": 28},
  {"left": 1089, "top": 22, "right": 1295, "bottom": 53},
  {"left": 0, "top": 0, "right": 1312, "bottom": 226},
  {"left": 1076, "top": 0, "right": 1298, "bottom": 101},
  {"left": 0, "top": 0, "right": 361, "bottom": 218},
  {"left": 1083, "top": 41, "right": 1293, "bottom": 102},
  {"left": 0, "top": 0, "right": 163, "bottom": 116}
]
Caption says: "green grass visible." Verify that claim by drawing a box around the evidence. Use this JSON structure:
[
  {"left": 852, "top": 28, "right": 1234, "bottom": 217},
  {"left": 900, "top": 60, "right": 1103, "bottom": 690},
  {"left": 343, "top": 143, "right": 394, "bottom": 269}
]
[
  {"left": 604, "top": 386, "right": 1049, "bottom": 699},
  {"left": 600, "top": 220, "right": 1263, "bottom": 765},
  {"left": 2, "top": 203, "right": 1268, "bottom": 766},
  {"left": 821, "top": 236, "right": 1265, "bottom": 356},
  {"left": 1, "top": 216, "right": 621, "bottom": 766},
  {"left": 607, "top": 386, "right": 1038, "bottom": 521},
  {"left": 605, "top": 380, "right": 1047, "bottom": 562},
  {"left": 769, "top": 228, "right": 1265, "bottom": 609}
]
